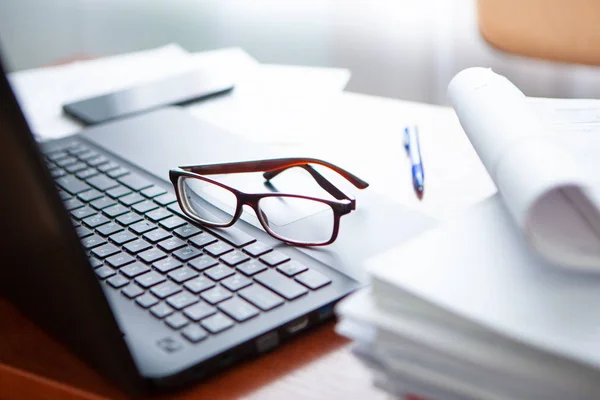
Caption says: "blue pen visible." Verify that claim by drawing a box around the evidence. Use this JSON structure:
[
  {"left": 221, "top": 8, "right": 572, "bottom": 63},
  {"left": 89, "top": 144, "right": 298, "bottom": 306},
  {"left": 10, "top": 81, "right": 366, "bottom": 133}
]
[{"left": 404, "top": 126, "right": 424, "bottom": 199}]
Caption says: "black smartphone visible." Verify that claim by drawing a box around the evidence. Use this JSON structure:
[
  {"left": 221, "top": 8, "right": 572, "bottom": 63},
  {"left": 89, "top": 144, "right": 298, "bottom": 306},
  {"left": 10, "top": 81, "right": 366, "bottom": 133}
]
[{"left": 62, "top": 69, "right": 235, "bottom": 125}]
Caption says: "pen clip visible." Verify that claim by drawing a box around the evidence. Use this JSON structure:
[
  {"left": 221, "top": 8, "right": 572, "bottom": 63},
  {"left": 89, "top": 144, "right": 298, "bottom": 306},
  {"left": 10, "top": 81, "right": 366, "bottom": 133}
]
[{"left": 403, "top": 127, "right": 410, "bottom": 153}]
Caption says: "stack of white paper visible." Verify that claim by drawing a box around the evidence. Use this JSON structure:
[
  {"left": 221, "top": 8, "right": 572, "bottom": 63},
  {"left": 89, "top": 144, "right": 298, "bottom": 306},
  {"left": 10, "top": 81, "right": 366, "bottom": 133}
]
[
  {"left": 336, "top": 197, "right": 600, "bottom": 400},
  {"left": 335, "top": 68, "right": 600, "bottom": 400}
]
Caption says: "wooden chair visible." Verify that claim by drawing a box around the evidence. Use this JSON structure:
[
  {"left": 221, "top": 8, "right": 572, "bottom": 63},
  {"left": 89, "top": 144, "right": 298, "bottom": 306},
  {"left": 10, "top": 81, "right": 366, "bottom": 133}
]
[{"left": 478, "top": 0, "right": 600, "bottom": 66}]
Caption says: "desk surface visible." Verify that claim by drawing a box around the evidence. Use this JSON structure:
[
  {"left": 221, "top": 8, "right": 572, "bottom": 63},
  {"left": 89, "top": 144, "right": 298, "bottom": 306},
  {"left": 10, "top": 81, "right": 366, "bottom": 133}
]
[{"left": 0, "top": 88, "right": 493, "bottom": 399}]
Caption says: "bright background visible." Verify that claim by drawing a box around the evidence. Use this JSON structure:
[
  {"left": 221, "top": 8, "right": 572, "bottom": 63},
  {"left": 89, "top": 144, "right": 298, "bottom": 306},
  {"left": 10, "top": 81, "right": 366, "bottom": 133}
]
[{"left": 1, "top": 0, "right": 600, "bottom": 105}]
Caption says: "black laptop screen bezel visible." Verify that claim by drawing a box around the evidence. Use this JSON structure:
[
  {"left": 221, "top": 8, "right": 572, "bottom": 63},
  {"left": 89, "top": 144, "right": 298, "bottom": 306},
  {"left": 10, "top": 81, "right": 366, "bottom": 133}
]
[{"left": 0, "top": 51, "right": 146, "bottom": 394}]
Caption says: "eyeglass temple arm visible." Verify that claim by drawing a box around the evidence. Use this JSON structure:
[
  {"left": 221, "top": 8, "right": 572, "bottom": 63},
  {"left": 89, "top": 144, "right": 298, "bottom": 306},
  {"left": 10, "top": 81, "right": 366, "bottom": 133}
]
[
  {"left": 180, "top": 158, "right": 369, "bottom": 189},
  {"left": 263, "top": 164, "right": 350, "bottom": 201}
]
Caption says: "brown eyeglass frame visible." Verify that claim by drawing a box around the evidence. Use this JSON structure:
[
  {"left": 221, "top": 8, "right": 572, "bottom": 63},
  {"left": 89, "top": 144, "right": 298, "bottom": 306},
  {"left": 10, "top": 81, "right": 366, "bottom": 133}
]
[{"left": 169, "top": 158, "right": 369, "bottom": 246}]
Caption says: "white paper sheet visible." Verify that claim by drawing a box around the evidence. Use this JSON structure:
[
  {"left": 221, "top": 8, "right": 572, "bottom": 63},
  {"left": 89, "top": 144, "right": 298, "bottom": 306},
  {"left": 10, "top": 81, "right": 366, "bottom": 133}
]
[
  {"left": 7, "top": 44, "right": 260, "bottom": 141},
  {"left": 185, "top": 64, "right": 350, "bottom": 145},
  {"left": 447, "top": 67, "right": 600, "bottom": 270}
]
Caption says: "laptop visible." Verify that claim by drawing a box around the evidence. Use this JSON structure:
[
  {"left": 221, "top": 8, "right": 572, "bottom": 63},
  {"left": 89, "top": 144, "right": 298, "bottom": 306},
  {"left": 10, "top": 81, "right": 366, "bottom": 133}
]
[{"left": 0, "top": 52, "right": 434, "bottom": 394}]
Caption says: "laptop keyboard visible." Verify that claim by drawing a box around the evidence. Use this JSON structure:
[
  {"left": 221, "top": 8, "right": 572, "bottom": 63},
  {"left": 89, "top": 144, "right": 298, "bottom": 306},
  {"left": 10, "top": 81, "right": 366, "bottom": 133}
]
[{"left": 43, "top": 141, "right": 332, "bottom": 343}]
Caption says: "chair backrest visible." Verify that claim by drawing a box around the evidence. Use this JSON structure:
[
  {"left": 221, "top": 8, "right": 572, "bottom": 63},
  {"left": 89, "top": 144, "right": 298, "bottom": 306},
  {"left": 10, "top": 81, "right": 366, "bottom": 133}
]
[{"left": 478, "top": 0, "right": 600, "bottom": 66}]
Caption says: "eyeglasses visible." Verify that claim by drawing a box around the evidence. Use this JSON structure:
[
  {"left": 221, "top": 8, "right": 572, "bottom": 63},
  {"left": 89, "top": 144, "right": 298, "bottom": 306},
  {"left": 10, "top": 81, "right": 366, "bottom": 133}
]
[{"left": 169, "top": 158, "right": 368, "bottom": 246}]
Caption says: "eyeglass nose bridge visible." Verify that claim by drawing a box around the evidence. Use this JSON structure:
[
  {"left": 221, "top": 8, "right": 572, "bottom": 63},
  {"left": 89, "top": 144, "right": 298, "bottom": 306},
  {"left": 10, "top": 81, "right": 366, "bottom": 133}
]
[{"left": 236, "top": 193, "right": 267, "bottom": 221}]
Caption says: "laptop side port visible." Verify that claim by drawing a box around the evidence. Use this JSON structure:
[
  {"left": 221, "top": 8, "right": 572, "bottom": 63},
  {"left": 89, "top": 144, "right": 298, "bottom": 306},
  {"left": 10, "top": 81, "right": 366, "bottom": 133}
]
[{"left": 285, "top": 316, "right": 310, "bottom": 335}]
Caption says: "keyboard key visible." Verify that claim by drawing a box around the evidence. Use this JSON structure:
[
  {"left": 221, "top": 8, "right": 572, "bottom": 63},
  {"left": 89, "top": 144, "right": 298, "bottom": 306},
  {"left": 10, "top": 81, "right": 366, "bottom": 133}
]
[
  {"left": 221, "top": 274, "right": 253, "bottom": 292},
  {"left": 70, "top": 206, "right": 97, "bottom": 220},
  {"left": 118, "top": 174, "right": 153, "bottom": 191},
  {"left": 67, "top": 144, "right": 87, "bottom": 155},
  {"left": 237, "top": 260, "right": 267, "bottom": 276},
  {"left": 239, "top": 285, "right": 284, "bottom": 311},
  {"left": 200, "top": 286, "right": 232, "bottom": 305},
  {"left": 106, "top": 253, "right": 135, "bottom": 268},
  {"left": 87, "top": 175, "right": 118, "bottom": 191},
  {"left": 135, "top": 271, "right": 166, "bottom": 288},
  {"left": 121, "top": 284, "right": 144, "bottom": 298},
  {"left": 208, "top": 226, "right": 256, "bottom": 248},
  {"left": 119, "top": 193, "right": 145, "bottom": 206},
  {"left": 56, "top": 175, "right": 91, "bottom": 195},
  {"left": 75, "top": 168, "right": 99, "bottom": 180},
  {"left": 204, "top": 242, "right": 233, "bottom": 257},
  {"left": 116, "top": 212, "right": 143, "bottom": 226},
  {"left": 218, "top": 297, "right": 259, "bottom": 322},
  {"left": 220, "top": 250, "right": 250, "bottom": 267},
  {"left": 157, "top": 237, "right": 186, "bottom": 252},
  {"left": 136, "top": 293, "right": 159, "bottom": 308},
  {"left": 57, "top": 191, "right": 71, "bottom": 200},
  {"left": 121, "top": 262, "right": 151, "bottom": 278},
  {"left": 159, "top": 216, "right": 186, "bottom": 230},
  {"left": 82, "top": 214, "right": 110, "bottom": 228},
  {"left": 154, "top": 193, "right": 177, "bottom": 206},
  {"left": 50, "top": 169, "right": 66, "bottom": 178},
  {"left": 96, "top": 222, "right": 124, "bottom": 237},
  {"left": 129, "top": 220, "right": 156, "bottom": 235},
  {"left": 132, "top": 200, "right": 158, "bottom": 214},
  {"left": 78, "top": 151, "right": 99, "bottom": 161},
  {"left": 153, "top": 257, "right": 182, "bottom": 273},
  {"left": 91, "top": 243, "right": 120, "bottom": 259},
  {"left": 109, "top": 230, "right": 137, "bottom": 245},
  {"left": 138, "top": 248, "right": 167, "bottom": 264},
  {"left": 243, "top": 241, "right": 273, "bottom": 257},
  {"left": 167, "top": 202, "right": 185, "bottom": 217},
  {"left": 165, "top": 313, "right": 189, "bottom": 329},
  {"left": 295, "top": 269, "right": 332, "bottom": 290},
  {"left": 76, "top": 226, "right": 93, "bottom": 238},
  {"left": 167, "top": 291, "right": 199, "bottom": 310},
  {"left": 181, "top": 324, "right": 208, "bottom": 343},
  {"left": 78, "top": 189, "right": 103, "bottom": 202},
  {"left": 200, "top": 313, "right": 234, "bottom": 334},
  {"left": 205, "top": 265, "right": 235, "bottom": 281},
  {"left": 65, "top": 162, "right": 88, "bottom": 174},
  {"left": 142, "top": 228, "right": 171, "bottom": 244},
  {"left": 97, "top": 161, "right": 120, "bottom": 173},
  {"left": 81, "top": 234, "right": 107, "bottom": 249},
  {"left": 107, "top": 274, "right": 129, "bottom": 288},
  {"left": 46, "top": 150, "right": 69, "bottom": 161},
  {"left": 150, "top": 281, "right": 182, "bottom": 299},
  {"left": 145, "top": 208, "right": 171, "bottom": 222},
  {"left": 124, "top": 239, "right": 152, "bottom": 254},
  {"left": 103, "top": 204, "right": 129, "bottom": 218},
  {"left": 259, "top": 251, "right": 290, "bottom": 267},
  {"left": 189, "top": 232, "right": 218, "bottom": 248},
  {"left": 276, "top": 260, "right": 308, "bottom": 277},
  {"left": 150, "top": 303, "right": 174, "bottom": 319},
  {"left": 173, "top": 224, "right": 201, "bottom": 239},
  {"left": 55, "top": 156, "right": 78, "bottom": 167},
  {"left": 95, "top": 266, "right": 115, "bottom": 279},
  {"left": 141, "top": 186, "right": 167, "bottom": 198},
  {"left": 184, "top": 276, "right": 216, "bottom": 294},
  {"left": 173, "top": 246, "right": 202, "bottom": 261},
  {"left": 107, "top": 167, "right": 130, "bottom": 179},
  {"left": 183, "top": 302, "right": 215, "bottom": 321},
  {"left": 89, "top": 257, "right": 103, "bottom": 269},
  {"left": 63, "top": 198, "right": 84, "bottom": 211},
  {"left": 255, "top": 270, "right": 308, "bottom": 300},
  {"left": 188, "top": 256, "right": 218, "bottom": 272},
  {"left": 168, "top": 266, "right": 198, "bottom": 283},
  {"left": 90, "top": 197, "right": 117, "bottom": 210},
  {"left": 106, "top": 185, "right": 132, "bottom": 199},
  {"left": 87, "top": 155, "right": 110, "bottom": 167}
]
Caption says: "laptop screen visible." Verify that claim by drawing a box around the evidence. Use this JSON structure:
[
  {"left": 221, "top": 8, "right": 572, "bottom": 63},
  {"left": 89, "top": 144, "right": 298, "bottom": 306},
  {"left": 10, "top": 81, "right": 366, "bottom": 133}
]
[{"left": 0, "top": 52, "right": 145, "bottom": 393}]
